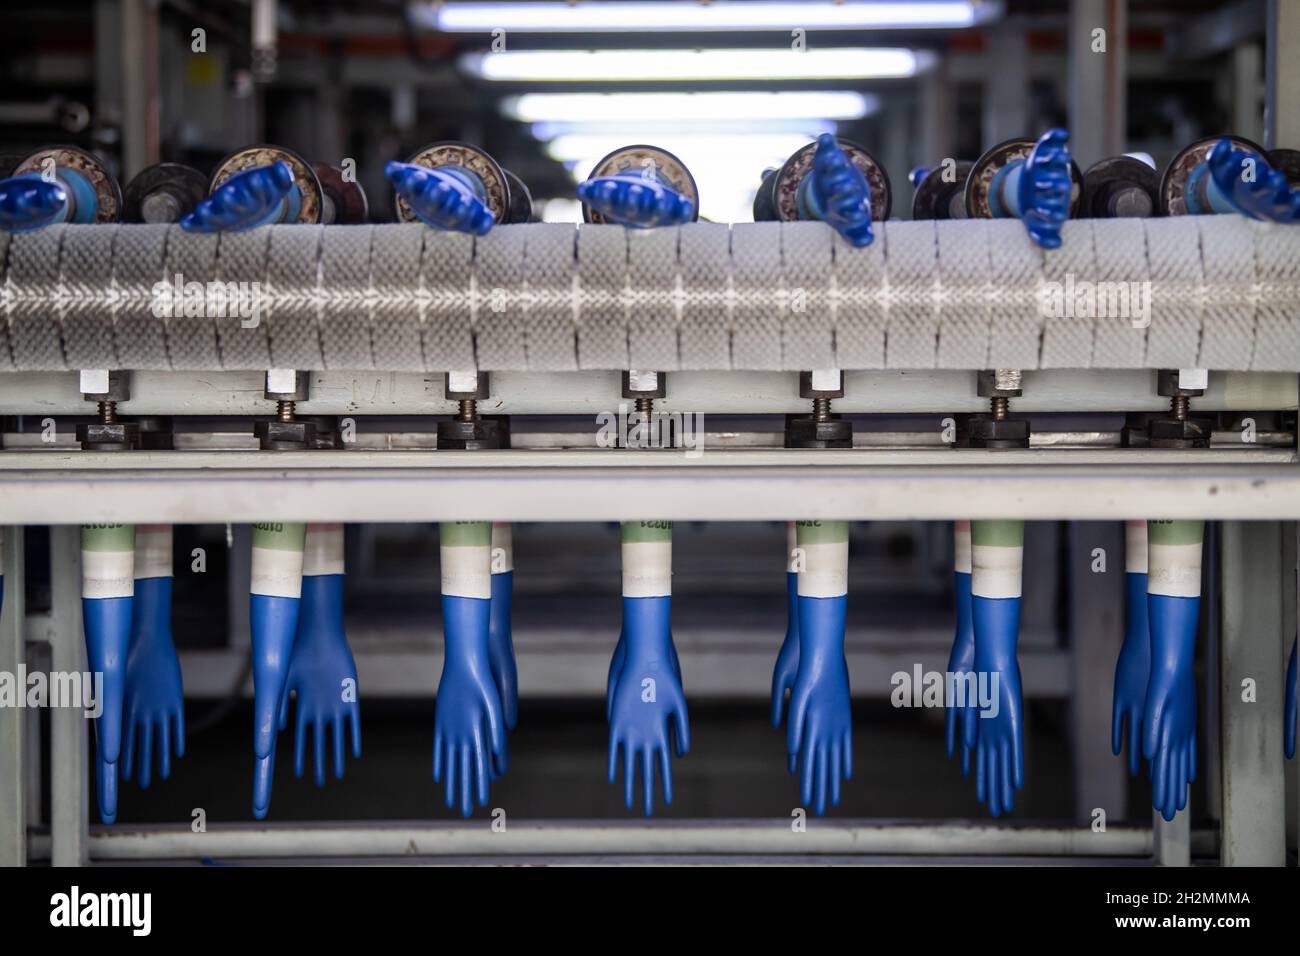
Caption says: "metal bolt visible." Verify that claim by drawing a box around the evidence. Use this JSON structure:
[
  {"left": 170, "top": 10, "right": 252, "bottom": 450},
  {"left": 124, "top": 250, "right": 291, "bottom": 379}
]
[
  {"left": 277, "top": 400, "right": 295, "bottom": 422},
  {"left": 98, "top": 401, "right": 117, "bottom": 424},
  {"left": 1171, "top": 394, "right": 1190, "bottom": 421},
  {"left": 459, "top": 399, "right": 478, "bottom": 422},
  {"left": 991, "top": 396, "right": 1009, "bottom": 421}
]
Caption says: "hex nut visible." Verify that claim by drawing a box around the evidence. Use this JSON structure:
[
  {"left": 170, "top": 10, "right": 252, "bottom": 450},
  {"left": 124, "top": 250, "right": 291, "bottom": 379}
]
[
  {"left": 784, "top": 414, "right": 852, "bottom": 449},
  {"left": 622, "top": 370, "right": 665, "bottom": 399},
  {"left": 80, "top": 369, "right": 131, "bottom": 402},
  {"left": 76, "top": 421, "right": 140, "bottom": 451},
  {"left": 976, "top": 369, "right": 1023, "bottom": 398},
  {"left": 799, "top": 369, "right": 844, "bottom": 399},
  {"left": 1149, "top": 416, "right": 1211, "bottom": 449},
  {"left": 446, "top": 370, "right": 490, "bottom": 400},
  {"left": 253, "top": 418, "right": 316, "bottom": 450},
  {"left": 1156, "top": 368, "right": 1205, "bottom": 398},
  {"left": 264, "top": 369, "right": 310, "bottom": 401}
]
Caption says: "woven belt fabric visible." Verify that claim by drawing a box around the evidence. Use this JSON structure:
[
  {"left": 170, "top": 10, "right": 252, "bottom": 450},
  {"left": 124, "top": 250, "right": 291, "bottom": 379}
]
[{"left": 2, "top": 219, "right": 1298, "bottom": 372}]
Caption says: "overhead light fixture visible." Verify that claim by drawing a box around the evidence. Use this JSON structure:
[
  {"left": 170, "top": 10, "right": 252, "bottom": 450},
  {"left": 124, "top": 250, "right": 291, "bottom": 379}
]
[
  {"left": 423, "top": 1, "right": 1002, "bottom": 32},
  {"left": 463, "top": 48, "right": 935, "bottom": 82},
  {"left": 504, "top": 91, "right": 876, "bottom": 123}
]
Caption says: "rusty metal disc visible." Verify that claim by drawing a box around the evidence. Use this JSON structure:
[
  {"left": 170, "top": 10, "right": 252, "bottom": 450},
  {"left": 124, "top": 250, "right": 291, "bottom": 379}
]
[
  {"left": 966, "top": 137, "right": 1082, "bottom": 219},
  {"left": 395, "top": 141, "right": 509, "bottom": 225},
  {"left": 581, "top": 144, "right": 699, "bottom": 225},
  {"left": 1157, "top": 134, "right": 1266, "bottom": 216},
  {"left": 773, "top": 138, "right": 891, "bottom": 223},
  {"left": 14, "top": 145, "right": 122, "bottom": 223},
  {"left": 210, "top": 144, "right": 323, "bottom": 224}
]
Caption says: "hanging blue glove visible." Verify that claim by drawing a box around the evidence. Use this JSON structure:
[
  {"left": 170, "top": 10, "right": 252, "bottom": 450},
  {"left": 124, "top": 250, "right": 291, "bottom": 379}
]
[
  {"left": 1286, "top": 637, "right": 1297, "bottom": 760},
  {"left": 785, "top": 520, "right": 852, "bottom": 815},
  {"left": 434, "top": 522, "right": 508, "bottom": 817},
  {"left": 1111, "top": 521, "right": 1151, "bottom": 777},
  {"left": 120, "top": 526, "right": 185, "bottom": 790},
  {"left": 249, "top": 522, "right": 306, "bottom": 819},
  {"left": 488, "top": 524, "right": 518, "bottom": 732},
  {"left": 577, "top": 174, "right": 695, "bottom": 228},
  {"left": 279, "top": 574, "right": 361, "bottom": 786},
  {"left": 607, "top": 595, "right": 690, "bottom": 815},
  {"left": 805, "top": 133, "right": 875, "bottom": 247},
  {"left": 770, "top": 572, "right": 801, "bottom": 730},
  {"left": 121, "top": 576, "right": 185, "bottom": 788},
  {"left": 945, "top": 521, "right": 976, "bottom": 775},
  {"left": 1207, "top": 138, "right": 1300, "bottom": 223},
  {"left": 81, "top": 524, "right": 136, "bottom": 825},
  {"left": 607, "top": 521, "right": 688, "bottom": 815},
  {"left": 0, "top": 174, "right": 68, "bottom": 232},
  {"left": 385, "top": 161, "right": 496, "bottom": 235},
  {"left": 181, "top": 161, "right": 294, "bottom": 233},
  {"left": 1143, "top": 520, "right": 1203, "bottom": 822},
  {"left": 1016, "top": 128, "right": 1073, "bottom": 249},
  {"left": 965, "top": 520, "right": 1025, "bottom": 818}
]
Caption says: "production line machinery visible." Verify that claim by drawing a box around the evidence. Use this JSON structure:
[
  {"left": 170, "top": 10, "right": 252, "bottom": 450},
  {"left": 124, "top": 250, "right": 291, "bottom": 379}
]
[{"left": 0, "top": 129, "right": 1297, "bottom": 866}]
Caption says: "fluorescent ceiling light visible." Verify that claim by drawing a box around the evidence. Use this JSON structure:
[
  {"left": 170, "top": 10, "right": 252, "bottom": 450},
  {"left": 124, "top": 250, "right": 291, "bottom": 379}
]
[
  {"left": 464, "top": 48, "right": 934, "bottom": 82},
  {"left": 426, "top": 1, "right": 1001, "bottom": 32},
  {"left": 546, "top": 133, "right": 812, "bottom": 166},
  {"left": 531, "top": 119, "right": 840, "bottom": 140},
  {"left": 505, "top": 91, "right": 876, "bottom": 123}
]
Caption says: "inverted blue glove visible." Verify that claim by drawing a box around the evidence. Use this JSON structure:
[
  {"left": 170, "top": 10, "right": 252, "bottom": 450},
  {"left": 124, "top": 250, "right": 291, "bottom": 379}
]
[
  {"left": 251, "top": 592, "right": 300, "bottom": 818},
  {"left": 577, "top": 175, "right": 695, "bottom": 228},
  {"left": 121, "top": 576, "right": 185, "bottom": 789},
  {"left": 1286, "top": 638, "right": 1297, "bottom": 760},
  {"left": 1207, "top": 138, "right": 1300, "bottom": 223},
  {"left": 385, "top": 161, "right": 496, "bottom": 235},
  {"left": 770, "top": 571, "right": 801, "bottom": 730},
  {"left": 786, "top": 594, "right": 852, "bottom": 816},
  {"left": 806, "top": 133, "right": 875, "bottom": 247},
  {"left": 945, "top": 570, "right": 976, "bottom": 775},
  {"left": 1016, "top": 127, "right": 1073, "bottom": 249},
  {"left": 0, "top": 174, "right": 68, "bottom": 232},
  {"left": 488, "top": 570, "right": 518, "bottom": 732},
  {"left": 607, "top": 595, "right": 689, "bottom": 815},
  {"left": 1143, "top": 592, "right": 1198, "bottom": 822},
  {"left": 433, "top": 594, "right": 508, "bottom": 817},
  {"left": 966, "top": 595, "right": 1024, "bottom": 817},
  {"left": 84, "top": 595, "right": 132, "bottom": 824},
  {"left": 277, "top": 574, "right": 361, "bottom": 787},
  {"left": 1111, "top": 572, "right": 1151, "bottom": 777},
  {"left": 181, "top": 161, "right": 293, "bottom": 233}
]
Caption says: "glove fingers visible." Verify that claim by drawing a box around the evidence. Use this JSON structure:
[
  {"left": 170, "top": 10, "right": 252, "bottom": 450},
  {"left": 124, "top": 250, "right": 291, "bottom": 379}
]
[
  {"left": 138, "top": 720, "right": 154, "bottom": 790},
  {"left": 293, "top": 706, "right": 308, "bottom": 780},
  {"left": 641, "top": 747, "right": 655, "bottom": 817},
  {"left": 348, "top": 704, "right": 362, "bottom": 760},
  {"left": 975, "top": 740, "right": 987, "bottom": 805},
  {"left": 157, "top": 715, "right": 172, "bottom": 782},
  {"left": 121, "top": 712, "right": 137, "bottom": 782},
  {"left": 432, "top": 730, "right": 445, "bottom": 782},
  {"left": 623, "top": 740, "right": 636, "bottom": 810},
  {"left": 458, "top": 744, "right": 473, "bottom": 817},
  {"left": 659, "top": 744, "right": 674, "bottom": 807},
  {"left": 313, "top": 717, "right": 327, "bottom": 788},
  {"left": 999, "top": 739, "right": 1014, "bottom": 815},
  {"left": 333, "top": 714, "right": 347, "bottom": 779},
  {"left": 173, "top": 707, "right": 186, "bottom": 759},
  {"left": 829, "top": 742, "right": 842, "bottom": 808}
]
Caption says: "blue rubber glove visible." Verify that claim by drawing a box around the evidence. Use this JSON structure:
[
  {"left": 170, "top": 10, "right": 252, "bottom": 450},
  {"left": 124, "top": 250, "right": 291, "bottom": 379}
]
[
  {"left": 1111, "top": 571, "right": 1151, "bottom": 777},
  {"left": 608, "top": 625, "right": 682, "bottom": 721},
  {"left": 965, "top": 520, "right": 1026, "bottom": 818},
  {"left": 385, "top": 161, "right": 496, "bottom": 235},
  {"left": 1017, "top": 127, "right": 1074, "bottom": 249},
  {"left": 786, "top": 593, "right": 852, "bottom": 815},
  {"left": 181, "top": 161, "right": 293, "bottom": 233},
  {"left": 1208, "top": 138, "right": 1300, "bottom": 223},
  {"left": 607, "top": 595, "right": 690, "bottom": 815},
  {"left": 1143, "top": 593, "right": 1198, "bottom": 821},
  {"left": 251, "top": 592, "right": 300, "bottom": 817},
  {"left": 0, "top": 174, "right": 67, "bottom": 232},
  {"left": 1142, "top": 520, "right": 1202, "bottom": 822},
  {"left": 770, "top": 571, "right": 801, "bottom": 729},
  {"left": 576, "top": 174, "right": 695, "bottom": 228},
  {"left": 1286, "top": 638, "right": 1297, "bottom": 760},
  {"left": 945, "top": 570, "right": 976, "bottom": 775},
  {"left": 277, "top": 574, "right": 361, "bottom": 786},
  {"left": 433, "top": 594, "right": 508, "bottom": 817},
  {"left": 121, "top": 576, "right": 185, "bottom": 789},
  {"left": 966, "top": 595, "right": 1024, "bottom": 817},
  {"left": 807, "top": 133, "right": 875, "bottom": 247},
  {"left": 84, "top": 595, "right": 131, "bottom": 824},
  {"left": 81, "top": 523, "right": 136, "bottom": 825},
  {"left": 488, "top": 570, "right": 518, "bottom": 732}
]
